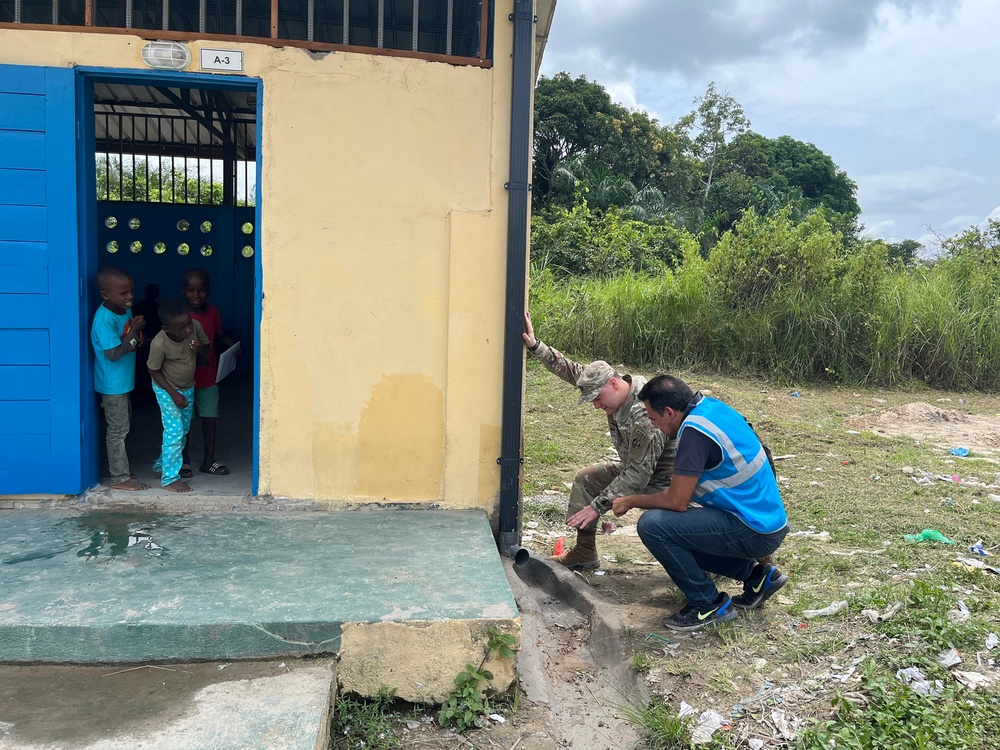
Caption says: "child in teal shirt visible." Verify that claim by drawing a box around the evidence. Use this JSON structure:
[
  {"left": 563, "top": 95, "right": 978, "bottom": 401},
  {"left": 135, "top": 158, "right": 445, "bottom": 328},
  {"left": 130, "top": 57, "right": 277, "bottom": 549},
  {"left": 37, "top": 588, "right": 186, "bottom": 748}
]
[{"left": 90, "top": 267, "right": 148, "bottom": 490}]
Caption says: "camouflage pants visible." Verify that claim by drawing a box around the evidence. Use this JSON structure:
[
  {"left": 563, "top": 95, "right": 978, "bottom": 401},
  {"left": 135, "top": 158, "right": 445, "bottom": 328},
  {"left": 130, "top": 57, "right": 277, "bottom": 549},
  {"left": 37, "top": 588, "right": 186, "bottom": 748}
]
[
  {"left": 100, "top": 393, "right": 132, "bottom": 485},
  {"left": 568, "top": 461, "right": 670, "bottom": 524}
]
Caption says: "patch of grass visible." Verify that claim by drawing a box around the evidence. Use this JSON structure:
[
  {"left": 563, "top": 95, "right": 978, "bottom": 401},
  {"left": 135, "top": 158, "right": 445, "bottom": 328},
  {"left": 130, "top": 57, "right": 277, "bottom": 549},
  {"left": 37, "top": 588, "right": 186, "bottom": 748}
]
[
  {"left": 796, "top": 667, "right": 1000, "bottom": 749},
  {"left": 613, "top": 550, "right": 634, "bottom": 564},
  {"left": 523, "top": 499, "right": 565, "bottom": 525},
  {"left": 621, "top": 701, "right": 691, "bottom": 750},
  {"left": 333, "top": 688, "right": 401, "bottom": 750},
  {"left": 630, "top": 650, "right": 653, "bottom": 674}
]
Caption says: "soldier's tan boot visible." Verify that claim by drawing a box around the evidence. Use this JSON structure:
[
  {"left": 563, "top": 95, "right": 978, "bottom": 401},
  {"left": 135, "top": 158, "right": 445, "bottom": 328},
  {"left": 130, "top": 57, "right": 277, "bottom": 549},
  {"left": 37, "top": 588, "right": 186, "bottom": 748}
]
[{"left": 550, "top": 528, "right": 600, "bottom": 570}]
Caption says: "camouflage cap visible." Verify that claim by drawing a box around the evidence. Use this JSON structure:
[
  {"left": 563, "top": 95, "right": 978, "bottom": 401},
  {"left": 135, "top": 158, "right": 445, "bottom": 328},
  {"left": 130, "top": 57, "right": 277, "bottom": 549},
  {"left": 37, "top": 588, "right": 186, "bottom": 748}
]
[{"left": 577, "top": 360, "right": 617, "bottom": 404}]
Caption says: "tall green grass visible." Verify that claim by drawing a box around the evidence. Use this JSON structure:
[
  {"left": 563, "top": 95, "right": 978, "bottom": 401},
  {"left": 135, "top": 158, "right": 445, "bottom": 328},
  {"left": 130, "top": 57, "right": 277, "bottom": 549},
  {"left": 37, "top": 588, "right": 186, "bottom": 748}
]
[{"left": 528, "top": 257, "right": 1000, "bottom": 390}]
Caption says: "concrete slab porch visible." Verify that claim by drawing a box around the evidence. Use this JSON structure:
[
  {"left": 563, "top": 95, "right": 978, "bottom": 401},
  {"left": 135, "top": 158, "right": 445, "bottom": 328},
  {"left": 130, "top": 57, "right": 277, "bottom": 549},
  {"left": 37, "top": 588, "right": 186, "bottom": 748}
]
[{"left": 0, "top": 508, "right": 519, "bottom": 702}]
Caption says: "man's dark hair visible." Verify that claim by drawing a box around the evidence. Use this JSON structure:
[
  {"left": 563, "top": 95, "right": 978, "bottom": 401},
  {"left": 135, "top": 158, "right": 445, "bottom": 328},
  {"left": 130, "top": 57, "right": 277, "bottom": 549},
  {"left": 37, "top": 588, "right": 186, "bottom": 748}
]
[
  {"left": 158, "top": 298, "right": 189, "bottom": 325},
  {"left": 638, "top": 375, "right": 695, "bottom": 415},
  {"left": 96, "top": 266, "right": 130, "bottom": 291}
]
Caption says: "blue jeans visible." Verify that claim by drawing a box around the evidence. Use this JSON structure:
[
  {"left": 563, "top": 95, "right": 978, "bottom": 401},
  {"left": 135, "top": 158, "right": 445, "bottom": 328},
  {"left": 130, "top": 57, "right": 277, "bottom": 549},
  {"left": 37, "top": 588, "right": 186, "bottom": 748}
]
[{"left": 637, "top": 507, "right": 789, "bottom": 607}]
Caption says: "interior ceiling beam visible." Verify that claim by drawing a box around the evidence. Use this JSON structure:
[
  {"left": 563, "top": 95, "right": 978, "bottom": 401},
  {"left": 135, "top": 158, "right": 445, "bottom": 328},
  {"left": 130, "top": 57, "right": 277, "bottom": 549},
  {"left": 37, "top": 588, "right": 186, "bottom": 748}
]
[{"left": 155, "top": 87, "right": 228, "bottom": 142}]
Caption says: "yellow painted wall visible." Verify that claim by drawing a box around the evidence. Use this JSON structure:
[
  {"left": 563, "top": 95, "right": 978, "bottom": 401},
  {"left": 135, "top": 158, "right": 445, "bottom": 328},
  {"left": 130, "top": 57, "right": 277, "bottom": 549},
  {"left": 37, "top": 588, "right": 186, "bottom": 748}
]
[{"left": 0, "top": 13, "right": 519, "bottom": 510}]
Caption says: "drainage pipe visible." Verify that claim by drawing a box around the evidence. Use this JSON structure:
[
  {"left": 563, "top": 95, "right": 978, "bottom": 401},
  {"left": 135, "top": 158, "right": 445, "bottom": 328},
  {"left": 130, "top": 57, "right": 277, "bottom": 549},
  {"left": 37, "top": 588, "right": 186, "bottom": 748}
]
[{"left": 497, "top": 0, "right": 534, "bottom": 567}]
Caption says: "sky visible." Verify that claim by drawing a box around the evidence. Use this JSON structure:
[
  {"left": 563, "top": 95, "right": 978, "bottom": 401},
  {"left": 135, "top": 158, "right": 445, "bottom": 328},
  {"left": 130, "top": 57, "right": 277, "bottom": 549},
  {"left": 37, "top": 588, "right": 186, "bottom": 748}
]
[{"left": 540, "top": 0, "right": 1000, "bottom": 253}]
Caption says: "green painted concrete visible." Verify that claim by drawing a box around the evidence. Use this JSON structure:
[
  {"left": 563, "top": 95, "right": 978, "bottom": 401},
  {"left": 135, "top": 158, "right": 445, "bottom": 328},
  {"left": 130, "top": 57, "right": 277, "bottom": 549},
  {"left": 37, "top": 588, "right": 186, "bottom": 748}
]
[{"left": 0, "top": 509, "right": 516, "bottom": 663}]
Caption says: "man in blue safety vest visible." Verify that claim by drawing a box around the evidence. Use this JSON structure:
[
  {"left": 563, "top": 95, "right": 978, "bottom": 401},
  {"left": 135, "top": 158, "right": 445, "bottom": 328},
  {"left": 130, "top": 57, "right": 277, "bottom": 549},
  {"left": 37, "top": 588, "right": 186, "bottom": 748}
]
[{"left": 613, "top": 374, "right": 790, "bottom": 632}]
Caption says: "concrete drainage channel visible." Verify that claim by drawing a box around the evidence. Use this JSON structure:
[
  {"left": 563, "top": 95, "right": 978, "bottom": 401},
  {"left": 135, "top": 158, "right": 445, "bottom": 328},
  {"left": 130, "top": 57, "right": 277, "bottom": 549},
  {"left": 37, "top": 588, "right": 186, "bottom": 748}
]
[{"left": 502, "top": 553, "right": 646, "bottom": 749}]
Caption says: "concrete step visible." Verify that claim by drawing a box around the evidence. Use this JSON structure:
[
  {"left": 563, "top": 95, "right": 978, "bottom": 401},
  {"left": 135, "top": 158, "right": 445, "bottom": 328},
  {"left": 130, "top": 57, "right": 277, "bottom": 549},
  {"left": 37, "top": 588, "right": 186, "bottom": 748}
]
[
  {"left": 0, "top": 660, "right": 334, "bottom": 750},
  {"left": 0, "top": 508, "right": 519, "bottom": 702}
]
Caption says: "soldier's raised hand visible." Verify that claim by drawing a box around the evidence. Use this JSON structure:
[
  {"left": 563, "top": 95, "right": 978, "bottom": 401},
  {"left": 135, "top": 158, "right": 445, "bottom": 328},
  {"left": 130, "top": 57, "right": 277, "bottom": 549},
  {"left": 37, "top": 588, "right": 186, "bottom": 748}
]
[{"left": 522, "top": 312, "right": 537, "bottom": 349}]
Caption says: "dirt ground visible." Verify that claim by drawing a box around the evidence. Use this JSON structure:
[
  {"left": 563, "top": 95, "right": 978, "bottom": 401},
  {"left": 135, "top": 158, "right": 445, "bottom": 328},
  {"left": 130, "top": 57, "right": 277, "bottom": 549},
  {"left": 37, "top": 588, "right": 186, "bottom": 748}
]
[{"left": 845, "top": 401, "right": 1000, "bottom": 456}]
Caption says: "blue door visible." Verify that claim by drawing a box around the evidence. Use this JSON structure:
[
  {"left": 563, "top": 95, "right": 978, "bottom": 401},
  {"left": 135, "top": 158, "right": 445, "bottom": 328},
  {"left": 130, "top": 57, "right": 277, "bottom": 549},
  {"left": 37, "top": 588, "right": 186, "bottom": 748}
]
[{"left": 0, "top": 65, "right": 84, "bottom": 494}]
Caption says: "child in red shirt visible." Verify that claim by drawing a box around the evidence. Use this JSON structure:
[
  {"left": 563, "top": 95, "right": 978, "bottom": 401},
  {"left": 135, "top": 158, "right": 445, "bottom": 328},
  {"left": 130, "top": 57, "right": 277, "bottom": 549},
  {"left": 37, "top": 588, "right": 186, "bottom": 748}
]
[{"left": 181, "top": 268, "right": 239, "bottom": 475}]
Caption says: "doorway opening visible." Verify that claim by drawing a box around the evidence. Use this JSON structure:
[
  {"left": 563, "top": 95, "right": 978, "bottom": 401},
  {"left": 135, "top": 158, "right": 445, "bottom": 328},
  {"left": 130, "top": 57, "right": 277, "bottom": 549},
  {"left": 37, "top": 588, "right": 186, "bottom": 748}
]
[{"left": 83, "top": 72, "right": 261, "bottom": 497}]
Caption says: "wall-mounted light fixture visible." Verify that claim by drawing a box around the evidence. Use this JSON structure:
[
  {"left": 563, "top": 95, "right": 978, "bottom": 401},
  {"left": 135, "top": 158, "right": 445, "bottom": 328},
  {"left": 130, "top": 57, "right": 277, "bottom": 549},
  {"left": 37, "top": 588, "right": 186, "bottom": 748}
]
[{"left": 140, "top": 41, "right": 192, "bottom": 70}]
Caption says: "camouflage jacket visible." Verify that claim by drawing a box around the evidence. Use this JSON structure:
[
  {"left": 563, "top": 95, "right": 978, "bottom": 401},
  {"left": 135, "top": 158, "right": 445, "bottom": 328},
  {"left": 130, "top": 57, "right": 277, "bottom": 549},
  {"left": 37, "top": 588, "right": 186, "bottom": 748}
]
[{"left": 530, "top": 340, "right": 676, "bottom": 513}]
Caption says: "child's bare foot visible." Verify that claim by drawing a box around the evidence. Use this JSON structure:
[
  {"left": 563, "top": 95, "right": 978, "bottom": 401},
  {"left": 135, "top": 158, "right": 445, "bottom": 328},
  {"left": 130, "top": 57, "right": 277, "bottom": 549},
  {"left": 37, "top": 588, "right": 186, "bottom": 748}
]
[
  {"left": 110, "top": 478, "right": 149, "bottom": 491},
  {"left": 163, "top": 480, "right": 193, "bottom": 493}
]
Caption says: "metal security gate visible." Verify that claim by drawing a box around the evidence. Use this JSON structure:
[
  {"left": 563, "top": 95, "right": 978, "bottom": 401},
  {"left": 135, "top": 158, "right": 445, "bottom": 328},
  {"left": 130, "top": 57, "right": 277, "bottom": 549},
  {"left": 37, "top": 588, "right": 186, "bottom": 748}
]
[{"left": 0, "top": 65, "right": 84, "bottom": 494}]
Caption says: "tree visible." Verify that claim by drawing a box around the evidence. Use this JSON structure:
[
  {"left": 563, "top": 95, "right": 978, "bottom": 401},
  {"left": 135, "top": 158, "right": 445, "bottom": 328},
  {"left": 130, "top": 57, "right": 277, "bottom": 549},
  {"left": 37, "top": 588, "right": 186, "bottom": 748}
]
[
  {"left": 726, "top": 133, "right": 859, "bottom": 217},
  {"left": 96, "top": 155, "right": 226, "bottom": 204},
  {"left": 675, "top": 82, "right": 750, "bottom": 216},
  {"left": 886, "top": 239, "right": 922, "bottom": 266},
  {"left": 532, "top": 73, "right": 619, "bottom": 209}
]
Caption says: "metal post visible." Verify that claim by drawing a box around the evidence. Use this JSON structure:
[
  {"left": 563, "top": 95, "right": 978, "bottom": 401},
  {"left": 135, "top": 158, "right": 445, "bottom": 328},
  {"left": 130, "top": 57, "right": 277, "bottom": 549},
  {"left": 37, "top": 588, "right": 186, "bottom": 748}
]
[
  {"left": 307, "top": 0, "right": 314, "bottom": 41},
  {"left": 125, "top": 0, "right": 132, "bottom": 28},
  {"left": 199, "top": 0, "right": 205, "bottom": 33},
  {"left": 377, "top": 0, "right": 383, "bottom": 47},
  {"left": 445, "top": 0, "right": 452, "bottom": 55},
  {"left": 411, "top": 0, "right": 418, "bottom": 51},
  {"left": 236, "top": 0, "right": 243, "bottom": 35},
  {"left": 52, "top": 0, "right": 59, "bottom": 25},
  {"left": 162, "top": 0, "right": 169, "bottom": 30},
  {"left": 342, "top": 0, "right": 349, "bottom": 43},
  {"left": 14, "top": 0, "right": 21, "bottom": 23}
]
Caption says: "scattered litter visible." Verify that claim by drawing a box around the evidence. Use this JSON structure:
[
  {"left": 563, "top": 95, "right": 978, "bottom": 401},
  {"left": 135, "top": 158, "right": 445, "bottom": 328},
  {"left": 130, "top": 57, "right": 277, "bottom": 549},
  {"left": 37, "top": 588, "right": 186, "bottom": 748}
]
[
  {"left": 790, "top": 391, "right": 801, "bottom": 397},
  {"left": 948, "top": 601, "right": 971, "bottom": 625},
  {"left": 952, "top": 556, "right": 1000, "bottom": 575},
  {"left": 678, "top": 701, "right": 696, "bottom": 718},
  {"left": 831, "top": 666, "right": 857, "bottom": 682},
  {"left": 828, "top": 547, "right": 886, "bottom": 557},
  {"left": 552, "top": 537, "right": 565, "bottom": 556},
  {"left": 904, "top": 529, "right": 956, "bottom": 545},
  {"left": 0, "top": 723, "right": 13, "bottom": 736},
  {"left": 770, "top": 709, "right": 799, "bottom": 741},
  {"left": 987, "top": 633, "right": 999, "bottom": 650},
  {"left": 803, "top": 601, "right": 848, "bottom": 619},
  {"left": 488, "top": 713, "right": 506, "bottom": 724},
  {"left": 954, "top": 671, "right": 992, "bottom": 690},
  {"left": 541, "top": 489, "right": 562, "bottom": 496},
  {"left": 873, "top": 397, "right": 887, "bottom": 403},
  {"left": 772, "top": 454, "right": 796, "bottom": 461},
  {"left": 749, "top": 740, "right": 764, "bottom": 750},
  {"left": 691, "top": 709, "right": 729, "bottom": 744},
  {"left": 861, "top": 602, "right": 902, "bottom": 623},
  {"left": 896, "top": 667, "right": 944, "bottom": 696},
  {"left": 970, "top": 540, "right": 991, "bottom": 557},
  {"left": 645, "top": 632, "right": 672, "bottom": 645},
  {"left": 937, "top": 398, "right": 952, "bottom": 403},
  {"left": 950, "top": 447, "right": 971, "bottom": 457},
  {"left": 594, "top": 570, "right": 606, "bottom": 576},
  {"left": 846, "top": 429, "right": 860, "bottom": 434},
  {"left": 939, "top": 648, "right": 962, "bottom": 668},
  {"left": 809, "top": 481, "right": 824, "bottom": 487},
  {"left": 525, "top": 521, "right": 539, "bottom": 529},
  {"left": 901, "top": 466, "right": 915, "bottom": 475},
  {"left": 788, "top": 530, "right": 832, "bottom": 542},
  {"left": 217, "top": 662, "right": 230, "bottom": 671},
  {"left": 405, "top": 720, "right": 421, "bottom": 730},
  {"left": 989, "top": 494, "right": 1000, "bottom": 504}
]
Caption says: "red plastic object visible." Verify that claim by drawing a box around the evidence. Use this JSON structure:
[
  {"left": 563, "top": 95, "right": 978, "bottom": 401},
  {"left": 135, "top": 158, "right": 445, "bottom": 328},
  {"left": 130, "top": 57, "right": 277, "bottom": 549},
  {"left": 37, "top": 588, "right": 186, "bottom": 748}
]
[{"left": 553, "top": 537, "right": 566, "bottom": 556}]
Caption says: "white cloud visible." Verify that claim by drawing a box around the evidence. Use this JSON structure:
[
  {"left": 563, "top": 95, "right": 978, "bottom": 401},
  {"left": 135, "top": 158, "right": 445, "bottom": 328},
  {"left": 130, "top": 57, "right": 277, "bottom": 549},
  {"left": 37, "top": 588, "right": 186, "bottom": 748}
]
[{"left": 540, "top": 0, "right": 1000, "bottom": 242}]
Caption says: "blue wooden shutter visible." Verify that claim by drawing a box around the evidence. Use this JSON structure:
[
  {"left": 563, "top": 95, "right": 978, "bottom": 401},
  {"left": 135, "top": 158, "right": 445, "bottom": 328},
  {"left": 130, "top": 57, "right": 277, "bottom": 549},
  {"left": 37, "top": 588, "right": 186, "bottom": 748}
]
[{"left": 0, "top": 65, "right": 84, "bottom": 494}]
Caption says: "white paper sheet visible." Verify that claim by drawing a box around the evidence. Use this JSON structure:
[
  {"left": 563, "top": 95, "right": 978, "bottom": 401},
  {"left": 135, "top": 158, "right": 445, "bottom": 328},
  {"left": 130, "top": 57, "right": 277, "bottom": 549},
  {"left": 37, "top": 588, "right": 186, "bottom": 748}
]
[{"left": 215, "top": 341, "right": 242, "bottom": 383}]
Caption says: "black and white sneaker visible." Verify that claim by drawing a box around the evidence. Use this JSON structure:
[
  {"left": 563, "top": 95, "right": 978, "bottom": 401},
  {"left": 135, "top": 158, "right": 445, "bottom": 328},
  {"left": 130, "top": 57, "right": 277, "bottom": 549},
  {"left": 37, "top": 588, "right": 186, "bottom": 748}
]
[
  {"left": 732, "top": 563, "right": 788, "bottom": 610},
  {"left": 663, "top": 592, "right": 738, "bottom": 632}
]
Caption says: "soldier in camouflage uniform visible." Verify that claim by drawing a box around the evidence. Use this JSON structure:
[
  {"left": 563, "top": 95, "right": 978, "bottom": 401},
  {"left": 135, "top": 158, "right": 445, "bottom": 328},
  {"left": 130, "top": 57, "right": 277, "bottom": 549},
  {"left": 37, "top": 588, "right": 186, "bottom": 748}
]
[{"left": 523, "top": 313, "right": 675, "bottom": 569}]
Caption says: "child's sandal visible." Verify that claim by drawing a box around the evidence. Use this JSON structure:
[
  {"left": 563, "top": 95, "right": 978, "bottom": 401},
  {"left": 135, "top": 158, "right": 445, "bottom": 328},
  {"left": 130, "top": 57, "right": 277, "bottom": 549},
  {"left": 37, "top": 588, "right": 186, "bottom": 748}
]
[{"left": 180, "top": 464, "right": 194, "bottom": 478}]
